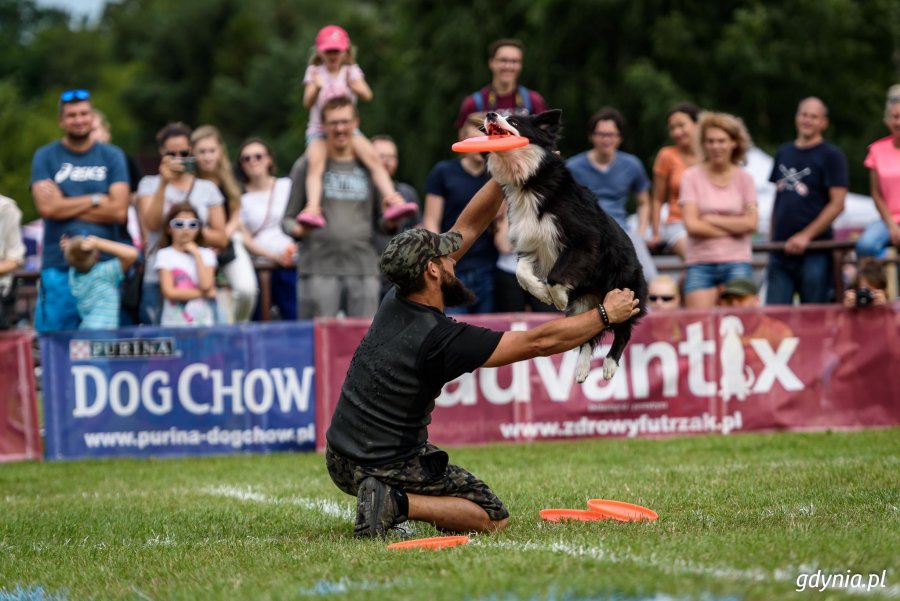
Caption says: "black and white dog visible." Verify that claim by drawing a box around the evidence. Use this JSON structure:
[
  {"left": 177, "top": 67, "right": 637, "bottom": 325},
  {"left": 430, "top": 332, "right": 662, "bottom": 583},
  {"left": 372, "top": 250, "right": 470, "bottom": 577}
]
[{"left": 484, "top": 110, "right": 648, "bottom": 382}]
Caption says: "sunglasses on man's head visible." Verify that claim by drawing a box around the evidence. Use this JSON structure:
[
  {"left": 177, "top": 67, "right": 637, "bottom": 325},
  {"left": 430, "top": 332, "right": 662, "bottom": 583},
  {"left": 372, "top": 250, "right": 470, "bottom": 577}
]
[
  {"left": 60, "top": 89, "right": 90, "bottom": 103},
  {"left": 164, "top": 150, "right": 191, "bottom": 158},
  {"left": 170, "top": 218, "right": 200, "bottom": 230},
  {"left": 649, "top": 295, "right": 676, "bottom": 302},
  {"left": 240, "top": 153, "right": 266, "bottom": 163}
]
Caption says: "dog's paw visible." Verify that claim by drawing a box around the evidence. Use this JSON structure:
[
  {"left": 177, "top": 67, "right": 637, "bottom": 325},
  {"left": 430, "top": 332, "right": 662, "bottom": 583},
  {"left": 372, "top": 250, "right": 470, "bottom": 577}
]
[
  {"left": 530, "top": 283, "right": 553, "bottom": 306},
  {"left": 602, "top": 357, "right": 618, "bottom": 380},
  {"left": 548, "top": 284, "right": 570, "bottom": 311},
  {"left": 575, "top": 344, "right": 592, "bottom": 383}
]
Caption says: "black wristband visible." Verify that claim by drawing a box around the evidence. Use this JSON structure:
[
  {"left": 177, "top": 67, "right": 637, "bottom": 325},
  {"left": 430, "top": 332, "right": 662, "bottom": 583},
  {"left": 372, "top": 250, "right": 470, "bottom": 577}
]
[{"left": 597, "top": 304, "right": 610, "bottom": 327}]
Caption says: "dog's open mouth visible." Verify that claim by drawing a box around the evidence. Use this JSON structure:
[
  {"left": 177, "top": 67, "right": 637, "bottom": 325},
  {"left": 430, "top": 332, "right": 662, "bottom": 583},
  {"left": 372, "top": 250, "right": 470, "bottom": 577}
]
[{"left": 486, "top": 122, "right": 511, "bottom": 136}]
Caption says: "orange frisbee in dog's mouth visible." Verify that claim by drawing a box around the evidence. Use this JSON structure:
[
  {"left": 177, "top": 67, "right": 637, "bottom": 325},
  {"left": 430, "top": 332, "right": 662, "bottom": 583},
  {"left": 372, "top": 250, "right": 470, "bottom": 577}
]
[{"left": 452, "top": 135, "right": 529, "bottom": 153}]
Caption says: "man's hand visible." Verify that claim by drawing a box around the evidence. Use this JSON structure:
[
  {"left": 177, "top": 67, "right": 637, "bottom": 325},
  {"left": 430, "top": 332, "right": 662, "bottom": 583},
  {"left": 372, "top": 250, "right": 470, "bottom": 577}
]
[
  {"left": 159, "top": 155, "right": 183, "bottom": 183},
  {"left": 602, "top": 288, "right": 640, "bottom": 324},
  {"left": 785, "top": 232, "right": 811, "bottom": 254}
]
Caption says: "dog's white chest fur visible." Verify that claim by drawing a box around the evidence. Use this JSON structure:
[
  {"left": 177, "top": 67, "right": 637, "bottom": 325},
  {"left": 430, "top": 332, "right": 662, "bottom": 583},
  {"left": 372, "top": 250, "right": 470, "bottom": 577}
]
[
  {"left": 505, "top": 189, "right": 560, "bottom": 277},
  {"left": 488, "top": 148, "right": 561, "bottom": 277}
]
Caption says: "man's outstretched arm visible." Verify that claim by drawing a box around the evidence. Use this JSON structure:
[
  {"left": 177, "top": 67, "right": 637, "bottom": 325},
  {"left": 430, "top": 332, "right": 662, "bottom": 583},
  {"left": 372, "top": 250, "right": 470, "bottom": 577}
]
[{"left": 482, "top": 289, "right": 639, "bottom": 368}]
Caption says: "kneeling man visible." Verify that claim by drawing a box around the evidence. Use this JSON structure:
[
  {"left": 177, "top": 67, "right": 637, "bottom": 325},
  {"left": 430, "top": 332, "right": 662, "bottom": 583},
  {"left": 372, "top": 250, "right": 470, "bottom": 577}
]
[{"left": 325, "top": 181, "right": 640, "bottom": 537}]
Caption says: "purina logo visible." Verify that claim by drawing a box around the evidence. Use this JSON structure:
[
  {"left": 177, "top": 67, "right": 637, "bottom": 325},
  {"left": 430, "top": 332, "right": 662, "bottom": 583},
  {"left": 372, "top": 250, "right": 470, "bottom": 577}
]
[{"left": 69, "top": 338, "right": 178, "bottom": 361}]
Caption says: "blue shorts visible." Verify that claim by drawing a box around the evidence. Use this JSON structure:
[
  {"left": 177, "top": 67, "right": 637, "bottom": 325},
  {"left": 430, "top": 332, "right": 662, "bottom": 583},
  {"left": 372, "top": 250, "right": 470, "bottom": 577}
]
[
  {"left": 34, "top": 268, "right": 80, "bottom": 333},
  {"left": 683, "top": 261, "right": 753, "bottom": 294}
]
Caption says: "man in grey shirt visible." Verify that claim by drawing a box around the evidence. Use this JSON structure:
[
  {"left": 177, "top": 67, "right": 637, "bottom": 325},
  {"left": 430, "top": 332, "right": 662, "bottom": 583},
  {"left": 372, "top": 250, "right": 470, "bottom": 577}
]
[{"left": 283, "top": 96, "right": 395, "bottom": 318}]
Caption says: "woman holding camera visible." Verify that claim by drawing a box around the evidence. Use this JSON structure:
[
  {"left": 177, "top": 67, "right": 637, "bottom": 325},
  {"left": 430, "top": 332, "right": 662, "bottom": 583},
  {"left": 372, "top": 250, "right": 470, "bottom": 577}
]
[
  {"left": 136, "top": 122, "right": 227, "bottom": 325},
  {"left": 843, "top": 259, "right": 888, "bottom": 308}
]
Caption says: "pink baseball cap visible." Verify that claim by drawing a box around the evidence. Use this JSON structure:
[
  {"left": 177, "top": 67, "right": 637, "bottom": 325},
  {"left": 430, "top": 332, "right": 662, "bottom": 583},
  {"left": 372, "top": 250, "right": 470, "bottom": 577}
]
[{"left": 316, "top": 25, "right": 350, "bottom": 52}]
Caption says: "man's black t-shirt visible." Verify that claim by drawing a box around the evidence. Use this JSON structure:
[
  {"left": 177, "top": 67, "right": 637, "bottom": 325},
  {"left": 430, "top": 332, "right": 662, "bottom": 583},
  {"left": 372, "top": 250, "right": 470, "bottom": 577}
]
[{"left": 326, "top": 288, "right": 503, "bottom": 464}]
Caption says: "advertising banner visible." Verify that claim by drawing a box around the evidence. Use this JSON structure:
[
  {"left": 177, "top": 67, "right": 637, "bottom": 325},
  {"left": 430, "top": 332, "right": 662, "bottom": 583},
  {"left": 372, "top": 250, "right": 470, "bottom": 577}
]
[
  {"left": 315, "top": 305, "right": 900, "bottom": 450},
  {"left": 0, "top": 331, "right": 41, "bottom": 462},
  {"left": 41, "top": 322, "right": 316, "bottom": 460}
]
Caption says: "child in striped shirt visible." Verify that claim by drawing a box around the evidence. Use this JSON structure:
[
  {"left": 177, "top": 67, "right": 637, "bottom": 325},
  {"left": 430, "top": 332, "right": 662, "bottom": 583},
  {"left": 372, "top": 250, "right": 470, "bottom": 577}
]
[{"left": 63, "top": 235, "right": 138, "bottom": 330}]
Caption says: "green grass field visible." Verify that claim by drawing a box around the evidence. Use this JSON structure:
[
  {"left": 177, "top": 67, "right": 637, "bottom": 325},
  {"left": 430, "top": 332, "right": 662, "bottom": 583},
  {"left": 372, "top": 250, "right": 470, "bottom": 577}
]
[{"left": 1, "top": 429, "right": 898, "bottom": 601}]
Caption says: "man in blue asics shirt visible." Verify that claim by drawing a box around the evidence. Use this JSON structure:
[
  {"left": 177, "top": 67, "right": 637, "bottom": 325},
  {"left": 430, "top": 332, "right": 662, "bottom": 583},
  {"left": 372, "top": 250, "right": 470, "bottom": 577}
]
[{"left": 31, "top": 89, "right": 130, "bottom": 332}]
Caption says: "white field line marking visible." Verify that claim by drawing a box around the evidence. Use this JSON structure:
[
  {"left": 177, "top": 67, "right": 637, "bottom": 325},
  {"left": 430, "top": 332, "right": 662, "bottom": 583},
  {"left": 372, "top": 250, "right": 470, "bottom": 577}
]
[
  {"left": 202, "top": 485, "right": 354, "bottom": 521},
  {"left": 474, "top": 540, "right": 899, "bottom": 597}
]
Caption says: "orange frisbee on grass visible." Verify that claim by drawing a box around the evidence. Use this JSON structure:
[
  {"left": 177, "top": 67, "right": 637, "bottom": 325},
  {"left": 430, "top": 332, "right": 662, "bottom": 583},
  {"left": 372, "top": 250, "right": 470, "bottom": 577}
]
[
  {"left": 386, "top": 535, "right": 470, "bottom": 550},
  {"left": 539, "top": 509, "right": 607, "bottom": 523},
  {"left": 587, "top": 499, "right": 658, "bottom": 522},
  {"left": 452, "top": 135, "right": 529, "bottom": 153}
]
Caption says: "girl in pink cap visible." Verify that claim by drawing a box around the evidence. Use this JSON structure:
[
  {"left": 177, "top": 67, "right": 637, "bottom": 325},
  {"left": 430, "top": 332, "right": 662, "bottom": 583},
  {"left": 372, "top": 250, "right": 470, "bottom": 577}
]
[{"left": 298, "top": 25, "right": 416, "bottom": 228}]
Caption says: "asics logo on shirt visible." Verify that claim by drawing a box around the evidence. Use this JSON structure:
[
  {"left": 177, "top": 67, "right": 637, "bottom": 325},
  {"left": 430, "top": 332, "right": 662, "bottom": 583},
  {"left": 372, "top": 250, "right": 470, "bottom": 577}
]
[{"left": 54, "top": 163, "right": 109, "bottom": 184}]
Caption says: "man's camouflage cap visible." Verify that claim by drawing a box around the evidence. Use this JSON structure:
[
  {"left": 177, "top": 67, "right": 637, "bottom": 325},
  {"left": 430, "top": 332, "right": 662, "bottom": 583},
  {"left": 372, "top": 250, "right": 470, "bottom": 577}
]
[{"left": 380, "top": 228, "right": 463, "bottom": 289}]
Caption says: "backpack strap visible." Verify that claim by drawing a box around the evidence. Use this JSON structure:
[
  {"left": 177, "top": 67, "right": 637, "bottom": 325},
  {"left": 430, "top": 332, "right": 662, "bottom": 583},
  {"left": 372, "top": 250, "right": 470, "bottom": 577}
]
[
  {"left": 518, "top": 85, "right": 533, "bottom": 113},
  {"left": 470, "top": 90, "right": 485, "bottom": 113}
]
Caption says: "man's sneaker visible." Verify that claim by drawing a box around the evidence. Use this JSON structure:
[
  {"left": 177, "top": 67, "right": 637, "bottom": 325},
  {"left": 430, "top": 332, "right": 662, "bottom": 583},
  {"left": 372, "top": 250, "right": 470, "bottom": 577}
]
[{"left": 354, "top": 477, "right": 407, "bottom": 538}]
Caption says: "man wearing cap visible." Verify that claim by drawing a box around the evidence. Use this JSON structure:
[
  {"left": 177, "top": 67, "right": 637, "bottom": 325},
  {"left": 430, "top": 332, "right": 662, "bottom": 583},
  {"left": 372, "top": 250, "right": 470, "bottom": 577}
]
[
  {"left": 718, "top": 277, "right": 760, "bottom": 307},
  {"left": 31, "top": 89, "right": 130, "bottom": 332},
  {"left": 325, "top": 181, "right": 640, "bottom": 538}
]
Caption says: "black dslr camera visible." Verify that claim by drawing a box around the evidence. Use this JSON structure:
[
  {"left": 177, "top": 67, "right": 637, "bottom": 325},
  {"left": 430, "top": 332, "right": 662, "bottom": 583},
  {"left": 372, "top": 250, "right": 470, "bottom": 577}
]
[{"left": 855, "top": 288, "right": 873, "bottom": 307}]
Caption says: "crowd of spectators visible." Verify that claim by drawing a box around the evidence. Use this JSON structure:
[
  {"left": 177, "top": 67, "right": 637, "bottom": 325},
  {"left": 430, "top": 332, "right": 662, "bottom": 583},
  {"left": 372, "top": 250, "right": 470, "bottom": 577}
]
[{"left": 3, "top": 31, "right": 899, "bottom": 333}]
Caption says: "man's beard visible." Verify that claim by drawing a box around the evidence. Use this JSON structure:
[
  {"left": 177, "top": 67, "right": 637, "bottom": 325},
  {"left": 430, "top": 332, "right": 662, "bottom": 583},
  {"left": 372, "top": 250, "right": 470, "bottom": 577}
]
[
  {"left": 440, "top": 269, "right": 476, "bottom": 308},
  {"left": 66, "top": 130, "right": 91, "bottom": 144}
]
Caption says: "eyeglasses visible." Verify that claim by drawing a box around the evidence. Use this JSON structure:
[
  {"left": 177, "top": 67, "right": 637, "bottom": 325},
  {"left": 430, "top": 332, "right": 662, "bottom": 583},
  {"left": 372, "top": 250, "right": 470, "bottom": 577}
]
[
  {"left": 164, "top": 150, "right": 191, "bottom": 158},
  {"left": 649, "top": 295, "right": 676, "bottom": 302},
  {"left": 60, "top": 89, "right": 90, "bottom": 103},
  {"left": 324, "top": 118, "right": 354, "bottom": 129},
  {"left": 170, "top": 218, "right": 200, "bottom": 230},
  {"left": 240, "top": 153, "right": 266, "bottom": 163}
]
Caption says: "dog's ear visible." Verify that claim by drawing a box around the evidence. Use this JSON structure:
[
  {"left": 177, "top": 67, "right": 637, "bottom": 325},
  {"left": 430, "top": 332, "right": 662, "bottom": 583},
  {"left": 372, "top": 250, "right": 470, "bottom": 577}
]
[{"left": 534, "top": 109, "right": 562, "bottom": 139}]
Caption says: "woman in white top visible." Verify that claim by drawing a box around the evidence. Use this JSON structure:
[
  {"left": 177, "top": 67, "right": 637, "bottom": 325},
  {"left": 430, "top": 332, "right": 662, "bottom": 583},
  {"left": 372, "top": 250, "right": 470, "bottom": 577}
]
[
  {"left": 192, "top": 125, "right": 258, "bottom": 323},
  {"left": 136, "top": 122, "right": 227, "bottom": 324},
  {"left": 237, "top": 138, "right": 297, "bottom": 320},
  {"left": 0, "top": 195, "right": 26, "bottom": 329}
]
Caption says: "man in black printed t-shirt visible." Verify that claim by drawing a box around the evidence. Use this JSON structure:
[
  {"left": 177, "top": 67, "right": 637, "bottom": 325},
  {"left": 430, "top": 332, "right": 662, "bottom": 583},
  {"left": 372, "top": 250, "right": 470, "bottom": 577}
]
[{"left": 325, "top": 180, "right": 640, "bottom": 538}]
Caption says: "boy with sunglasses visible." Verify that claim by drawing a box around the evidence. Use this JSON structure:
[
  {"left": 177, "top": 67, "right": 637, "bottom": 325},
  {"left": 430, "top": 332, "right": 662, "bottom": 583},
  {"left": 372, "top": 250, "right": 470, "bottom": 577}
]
[{"left": 30, "top": 88, "right": 130, "bottom": 332}]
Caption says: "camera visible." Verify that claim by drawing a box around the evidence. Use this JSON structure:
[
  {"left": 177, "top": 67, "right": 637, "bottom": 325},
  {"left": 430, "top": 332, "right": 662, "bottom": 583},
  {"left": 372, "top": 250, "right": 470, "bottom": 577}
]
[
  {"left": 855, "top": 287, "right": 873, "bottom": 307},
  {"left": 179, "top": 156, "right": 197, "bottom": 174}
]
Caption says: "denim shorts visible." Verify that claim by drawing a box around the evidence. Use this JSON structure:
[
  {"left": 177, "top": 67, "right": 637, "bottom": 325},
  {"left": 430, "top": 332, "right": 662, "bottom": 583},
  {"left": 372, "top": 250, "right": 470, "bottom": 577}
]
[{"left": 683, "top": 261, "right": 753, "bottom": 294}]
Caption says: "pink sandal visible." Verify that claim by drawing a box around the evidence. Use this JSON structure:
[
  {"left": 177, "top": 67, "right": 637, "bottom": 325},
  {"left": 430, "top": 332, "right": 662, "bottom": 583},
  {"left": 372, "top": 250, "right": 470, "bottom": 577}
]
[
  {"left": 384, "top": 202, "right": 420, "bottom": 222},
  {"left": 297, "top": 213, "right": 326, "bottom": 229}
]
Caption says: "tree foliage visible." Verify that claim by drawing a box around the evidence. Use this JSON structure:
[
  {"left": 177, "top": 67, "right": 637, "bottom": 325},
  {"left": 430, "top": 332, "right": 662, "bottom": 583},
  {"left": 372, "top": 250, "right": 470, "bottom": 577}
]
[{"left": 1, "top": 0, "right": 898, "bottom": 224}]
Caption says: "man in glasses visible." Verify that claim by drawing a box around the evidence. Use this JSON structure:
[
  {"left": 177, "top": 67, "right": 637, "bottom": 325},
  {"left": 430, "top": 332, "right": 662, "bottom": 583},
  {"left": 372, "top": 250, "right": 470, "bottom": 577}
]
[
  {"left": 284, "top": 96, "right": 396, "bottom": 319},
  {"left": 30, "top": 89, "right": 130, "bottom": 332},
  {"left": 453, "top": 38, "right": 548, "bottom": 129},
  {"left": 566, "top": 107, "right": 658, "bottom": 281}
]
